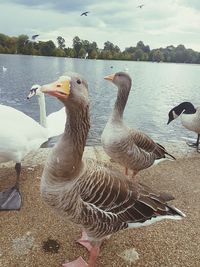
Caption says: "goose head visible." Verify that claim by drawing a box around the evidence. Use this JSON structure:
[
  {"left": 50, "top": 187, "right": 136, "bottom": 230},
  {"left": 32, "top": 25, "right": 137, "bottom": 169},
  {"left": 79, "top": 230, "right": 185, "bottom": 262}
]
[
  {"left": 27, "top": 84, "right": 42, "bottom": 99},
  {"left": 40, "top": 73, "right": 89, "bottom": 108},
  {"left": 167, "top": 102, "right": 196, "bottom": 124},
  {"left": 104, "top": 71, "right": 132, "bottom": 90}
]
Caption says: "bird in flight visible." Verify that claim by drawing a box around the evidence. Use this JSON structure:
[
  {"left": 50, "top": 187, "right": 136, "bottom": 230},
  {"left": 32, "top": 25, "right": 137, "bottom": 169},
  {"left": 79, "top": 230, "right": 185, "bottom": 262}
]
[
  {"left": 81, "top": 11, "right": 89, "bottom": 16},
  {"left": 32, "top": 34, "right": 39, "bottom": 40},
  {"left": 137, "top": 4, "right": 144, "bottom": 8}
]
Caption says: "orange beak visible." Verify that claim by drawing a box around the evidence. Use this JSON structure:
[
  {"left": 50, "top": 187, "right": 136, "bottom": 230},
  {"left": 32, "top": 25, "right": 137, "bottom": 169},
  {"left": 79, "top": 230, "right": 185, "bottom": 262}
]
[
  {"left": 41, "top": 79, "right": 71, "bottom": 99},
  {"left": 104, "top": 74, "right": 115, "bottom": 81}
]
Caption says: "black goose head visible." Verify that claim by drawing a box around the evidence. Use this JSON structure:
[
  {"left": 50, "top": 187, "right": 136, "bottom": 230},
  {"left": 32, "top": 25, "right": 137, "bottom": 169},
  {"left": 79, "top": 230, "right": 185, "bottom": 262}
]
[{"left": 167, "top": 102, "right": 196, "bottom": 124}]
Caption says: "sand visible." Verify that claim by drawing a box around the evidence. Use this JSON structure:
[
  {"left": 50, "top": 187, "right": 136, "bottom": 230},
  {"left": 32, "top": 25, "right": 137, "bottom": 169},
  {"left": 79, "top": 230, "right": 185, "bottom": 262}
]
[{"left": 0, "top": 143, "right": 200, "bottom": 267}]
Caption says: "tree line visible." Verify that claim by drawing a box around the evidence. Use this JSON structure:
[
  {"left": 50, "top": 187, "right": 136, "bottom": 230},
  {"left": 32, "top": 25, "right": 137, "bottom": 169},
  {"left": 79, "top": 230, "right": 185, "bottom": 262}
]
[{"left": 0, "top": 33, "right": 200, "bottom": 64}]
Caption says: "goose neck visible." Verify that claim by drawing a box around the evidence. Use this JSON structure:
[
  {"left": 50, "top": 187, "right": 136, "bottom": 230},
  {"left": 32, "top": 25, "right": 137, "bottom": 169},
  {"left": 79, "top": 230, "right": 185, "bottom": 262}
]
[{"left": 112, "top": 84, "right": 130, "bottom": 122}]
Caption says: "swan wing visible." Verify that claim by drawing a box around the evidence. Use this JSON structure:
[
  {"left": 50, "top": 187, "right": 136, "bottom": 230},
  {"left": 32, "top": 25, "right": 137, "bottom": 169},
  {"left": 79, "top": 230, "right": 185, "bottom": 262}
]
[
  {"left": 47, "top": 107, "right": 66, "bottom": 138},
  {"left": 0, "top": 104, "right": 48, "bottom": 142}
]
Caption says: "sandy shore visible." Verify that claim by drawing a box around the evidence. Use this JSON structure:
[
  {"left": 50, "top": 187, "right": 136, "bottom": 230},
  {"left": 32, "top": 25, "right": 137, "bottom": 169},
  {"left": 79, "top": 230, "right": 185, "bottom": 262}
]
[{"left": 0, "top": 143, "right": 200, "bottom": 267}]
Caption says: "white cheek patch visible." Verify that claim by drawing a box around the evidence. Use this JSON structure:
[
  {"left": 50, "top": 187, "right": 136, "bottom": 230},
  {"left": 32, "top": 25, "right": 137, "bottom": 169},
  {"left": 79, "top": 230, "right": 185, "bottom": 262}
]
[{"left": 172, "top": 110, "right": 178, "bottom": 119}]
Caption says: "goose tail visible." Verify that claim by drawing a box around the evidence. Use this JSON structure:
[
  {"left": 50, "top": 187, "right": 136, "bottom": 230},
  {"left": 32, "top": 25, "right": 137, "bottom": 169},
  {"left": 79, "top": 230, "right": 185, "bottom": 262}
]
[{"left": 156, "top": 143, "right": 176, "bottom": 160}]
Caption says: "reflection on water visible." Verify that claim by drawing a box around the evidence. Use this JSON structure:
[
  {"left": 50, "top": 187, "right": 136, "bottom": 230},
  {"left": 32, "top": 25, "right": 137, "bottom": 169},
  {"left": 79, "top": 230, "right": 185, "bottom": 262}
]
[{"left": 0, "top": 54, "right": 200, "bottom": 146}]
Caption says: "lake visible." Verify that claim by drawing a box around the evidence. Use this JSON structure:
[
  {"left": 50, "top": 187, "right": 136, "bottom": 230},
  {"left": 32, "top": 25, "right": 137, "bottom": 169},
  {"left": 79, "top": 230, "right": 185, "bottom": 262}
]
[{"left": 0, "top": 54, "right": 200, "bottom": 146}]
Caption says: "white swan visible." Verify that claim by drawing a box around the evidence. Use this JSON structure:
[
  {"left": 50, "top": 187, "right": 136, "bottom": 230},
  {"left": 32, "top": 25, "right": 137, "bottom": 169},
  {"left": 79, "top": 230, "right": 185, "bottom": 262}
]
[
  {"left": 0, "top": 84, "right": 66, "bottom": 210},
  {"left": 0, "top": 104, "right": 48, "bottom": 210},
  {"left": 27, "top": 84, "right": 66, "bottom": 138}
]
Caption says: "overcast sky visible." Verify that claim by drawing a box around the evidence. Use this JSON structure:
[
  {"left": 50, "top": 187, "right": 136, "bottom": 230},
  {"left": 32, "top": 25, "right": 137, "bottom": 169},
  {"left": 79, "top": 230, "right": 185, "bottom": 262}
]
[{"left": 0, "top": 0, "right": 200, "bottom": 51}]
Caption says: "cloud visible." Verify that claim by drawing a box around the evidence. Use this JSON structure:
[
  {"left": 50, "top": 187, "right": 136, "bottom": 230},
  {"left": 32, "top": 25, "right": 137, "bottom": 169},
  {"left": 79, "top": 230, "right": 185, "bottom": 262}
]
[
  {"left": 5, "top": 0, "right": 92, "bottom": 12},
  {"left": 0, "top": 0, "right": 200, "bottom": 51}
]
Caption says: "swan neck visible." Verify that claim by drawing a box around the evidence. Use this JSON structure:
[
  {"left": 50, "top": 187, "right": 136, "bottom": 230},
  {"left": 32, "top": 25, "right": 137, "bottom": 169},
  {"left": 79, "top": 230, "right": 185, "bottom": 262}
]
[{"left": 38, "top": 94, "right": 47, "bottom": 128}]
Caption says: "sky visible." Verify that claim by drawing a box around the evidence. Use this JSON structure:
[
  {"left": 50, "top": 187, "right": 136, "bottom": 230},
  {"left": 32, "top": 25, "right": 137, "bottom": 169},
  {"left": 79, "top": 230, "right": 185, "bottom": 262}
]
[{"left": 0, "top": 0, "right": 200, "bottom": 51}]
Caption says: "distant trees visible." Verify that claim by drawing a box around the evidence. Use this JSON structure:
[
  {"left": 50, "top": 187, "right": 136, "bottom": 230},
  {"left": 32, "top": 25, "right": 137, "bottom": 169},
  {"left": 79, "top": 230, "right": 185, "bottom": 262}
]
[{"left": 0, "top": 32, "right": 200, "bottom": 64}]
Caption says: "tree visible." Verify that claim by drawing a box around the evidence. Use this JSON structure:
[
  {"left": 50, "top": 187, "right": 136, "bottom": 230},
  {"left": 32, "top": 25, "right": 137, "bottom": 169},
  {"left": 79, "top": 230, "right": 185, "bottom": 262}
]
[
  {"left": 79, "top": 47, "right": 87, "bottom": 58},
  {"left": 57, "top": 36, "right": 65, "bottom": 49},
  {"left": 73, "top": 36, "right": 82, "bottom": 57},
  {"left": 151, "top": 49, "right": 164, "bottom": 62},
  {"left": 17, "top": 34, "right": 29, "bottom": 54},
  {"left": 40, "top": 41, "right": 56, "bottom": 56}
]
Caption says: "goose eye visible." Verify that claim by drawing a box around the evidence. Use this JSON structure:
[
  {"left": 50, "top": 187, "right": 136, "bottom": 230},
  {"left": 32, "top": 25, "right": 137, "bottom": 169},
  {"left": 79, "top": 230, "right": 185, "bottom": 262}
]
[{"left": 77, "top": 79, "right": 81, "bottom": 84}]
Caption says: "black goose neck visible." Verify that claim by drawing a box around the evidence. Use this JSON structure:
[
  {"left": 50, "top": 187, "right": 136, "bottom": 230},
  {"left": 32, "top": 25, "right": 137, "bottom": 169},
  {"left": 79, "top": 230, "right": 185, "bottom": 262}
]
[{"left": 175, "top": 102, "right": 196, "bottom": 115}]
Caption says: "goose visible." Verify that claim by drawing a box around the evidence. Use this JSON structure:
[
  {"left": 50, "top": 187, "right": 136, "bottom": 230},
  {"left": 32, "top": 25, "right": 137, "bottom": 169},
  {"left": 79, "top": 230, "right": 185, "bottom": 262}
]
[
  {"left": 0, "top": 104, "right": 48, "bottom": 210},
  {"left": 101, "top": 72, "right": 175, "bottom": 178},
  {"left": 39, "top": 72, "right": 185, "bottom": 267},
  {"left": 167, "top": 101, "right": 200, "bottom": 151},
  {"left": 27, "top": 84, "right": 66, "bottom": 138}
]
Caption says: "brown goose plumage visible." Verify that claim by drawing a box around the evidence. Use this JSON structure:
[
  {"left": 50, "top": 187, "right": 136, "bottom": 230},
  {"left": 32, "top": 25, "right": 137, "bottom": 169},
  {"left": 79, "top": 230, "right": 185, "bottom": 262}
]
[
  {"left": 40, "top": 73, "right": 184, "bottom": 267},
  {"left": 101, "top": 72, "right": 175, "bottom": 177}
]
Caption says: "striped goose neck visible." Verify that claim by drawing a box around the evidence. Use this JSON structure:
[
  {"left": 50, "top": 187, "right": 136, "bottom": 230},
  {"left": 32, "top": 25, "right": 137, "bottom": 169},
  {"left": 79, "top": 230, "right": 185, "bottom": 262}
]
[
  {"left": 65, "top": 103, "right": 90, "bottom": 161},
  {"left": 112, "top": 84, "right": 131, "bottom": 122}
]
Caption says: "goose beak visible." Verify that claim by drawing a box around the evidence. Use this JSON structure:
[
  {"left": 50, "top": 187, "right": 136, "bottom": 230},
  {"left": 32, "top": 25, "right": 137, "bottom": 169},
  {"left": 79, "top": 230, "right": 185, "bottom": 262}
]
[
  {"left": 104, "top": 74, "right": 115, "bottom": 81},
  {"left": 41, "top": 79, "right": 71, "bottom": 99}
]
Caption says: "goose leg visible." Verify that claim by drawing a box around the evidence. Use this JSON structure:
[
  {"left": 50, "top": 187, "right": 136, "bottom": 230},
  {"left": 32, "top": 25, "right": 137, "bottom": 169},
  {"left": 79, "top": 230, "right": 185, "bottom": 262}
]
[
  {"left": 0, "top": 163, "right": 22, "bottom": 211},
  {"left": 125, "top": 167, "right": 128, "bottom": 175},
  {"left": 196, "top": 134, "right": 200, "bottom": 152},
  {"left": 62, "top": 245, "right": 100, "bottom": 267},
  {"left": 186, "top": 134, "right": 200, "bottom": 149},
  {"left": 77, "top": 230, "right": 93, "bottom": 251}
]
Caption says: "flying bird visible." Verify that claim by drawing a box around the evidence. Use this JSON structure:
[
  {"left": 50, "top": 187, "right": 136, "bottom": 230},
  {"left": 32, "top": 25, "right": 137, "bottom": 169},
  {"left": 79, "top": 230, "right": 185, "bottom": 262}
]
[
  {"left": 31, "top": 34, "right": 39, "bottom": 40},
  {"left": 137, "top": 4, "right": 144, "bottom": 8},
  {"left": 81, "top": 11, "right": 89, "bottom": 16}
]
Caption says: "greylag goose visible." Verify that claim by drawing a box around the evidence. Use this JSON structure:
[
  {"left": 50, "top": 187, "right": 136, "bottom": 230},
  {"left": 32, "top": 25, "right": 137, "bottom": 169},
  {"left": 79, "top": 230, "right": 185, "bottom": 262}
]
[
  {"left": 101, "top": 72, "right": 175, "bottom": 177},
  {"left": 167, "top": 101, "right": 200, "bottom": 151},
  {"left": 39, "top": 72, "right": 185, "bottom": 267}
]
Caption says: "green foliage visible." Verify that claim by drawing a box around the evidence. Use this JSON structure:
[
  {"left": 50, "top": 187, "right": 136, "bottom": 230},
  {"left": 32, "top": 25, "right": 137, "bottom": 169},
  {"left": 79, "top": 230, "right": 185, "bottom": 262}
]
[
  {"left": 57, "top": 36, "right": 65, "bottom": 49},
  {"left": 0, "top": 33, "right": 200, "bottom": 64},
  {"left": 40, "top": 41, "right": 56, "bottom": 56}
]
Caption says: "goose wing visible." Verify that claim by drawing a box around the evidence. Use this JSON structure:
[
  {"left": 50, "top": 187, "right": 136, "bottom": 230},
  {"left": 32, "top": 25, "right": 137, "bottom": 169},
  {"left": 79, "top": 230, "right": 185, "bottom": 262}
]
[
  {"left": 128, "top": 130, "right": 170, "bottom": 158},
  {"left": 77, "top": 161, "right": 183, "bottom": 237}
]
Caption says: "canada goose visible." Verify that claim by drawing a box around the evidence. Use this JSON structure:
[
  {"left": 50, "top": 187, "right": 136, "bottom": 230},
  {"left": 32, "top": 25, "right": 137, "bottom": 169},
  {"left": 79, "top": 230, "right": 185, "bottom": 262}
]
[
  {"left": 27, "top": 84, "right": 66, "bottom": 138},
  {"left": 39, "top": 72, "right": 185, "bottom": 267},
  {"left": 0, "top": 104, "right": 48, "bottom": 210},
  {"left": 101, "top": 72, "right": 175, "bottom": 178},
  {"left": 167, "top": 101, "right": 200, "bottom": 151}
]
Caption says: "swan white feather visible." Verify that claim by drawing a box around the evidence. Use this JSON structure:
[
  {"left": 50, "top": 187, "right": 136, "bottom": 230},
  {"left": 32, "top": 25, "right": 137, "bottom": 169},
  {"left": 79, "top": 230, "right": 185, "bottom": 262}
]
[{"left": 27, "top": 84, "right": 66, "bottom": 138}]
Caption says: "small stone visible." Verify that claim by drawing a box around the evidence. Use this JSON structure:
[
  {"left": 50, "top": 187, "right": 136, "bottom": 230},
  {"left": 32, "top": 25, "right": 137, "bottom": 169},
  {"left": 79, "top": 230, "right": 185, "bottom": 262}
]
[
  {"left": 26, "top": 231, "right": 32, "bottom": 236},
  {"left": 12, "top": 234, "right": 35, "bottom": 256},
  {"left": 118, "top": 248, "right": 139, "bottom": 264}
]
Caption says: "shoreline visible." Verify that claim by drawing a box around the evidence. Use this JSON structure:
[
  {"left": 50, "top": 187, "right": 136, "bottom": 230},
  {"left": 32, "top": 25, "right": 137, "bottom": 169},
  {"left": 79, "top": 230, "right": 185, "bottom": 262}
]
[{"left": 0, "top": 140, "right": 197, "bottom": 169}]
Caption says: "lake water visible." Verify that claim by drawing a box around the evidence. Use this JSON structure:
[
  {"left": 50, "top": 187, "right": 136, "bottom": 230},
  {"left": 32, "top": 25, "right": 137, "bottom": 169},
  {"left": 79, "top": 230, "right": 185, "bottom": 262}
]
[{"left": 0, "top": 54, "right": 200, "bottom": 146}]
